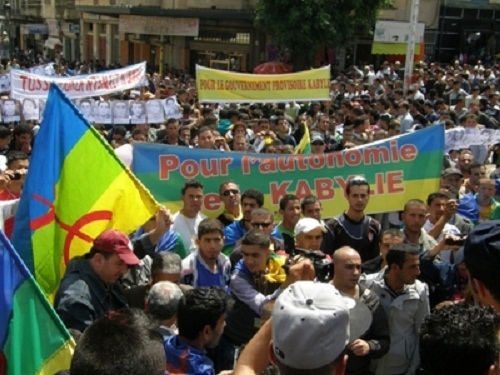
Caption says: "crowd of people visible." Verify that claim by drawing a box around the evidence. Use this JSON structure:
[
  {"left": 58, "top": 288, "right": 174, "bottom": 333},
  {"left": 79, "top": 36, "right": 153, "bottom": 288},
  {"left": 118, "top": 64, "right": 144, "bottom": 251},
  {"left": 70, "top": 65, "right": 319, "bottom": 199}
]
[{"left": 0, "top": 55, "right": 499, "bottom": 375}]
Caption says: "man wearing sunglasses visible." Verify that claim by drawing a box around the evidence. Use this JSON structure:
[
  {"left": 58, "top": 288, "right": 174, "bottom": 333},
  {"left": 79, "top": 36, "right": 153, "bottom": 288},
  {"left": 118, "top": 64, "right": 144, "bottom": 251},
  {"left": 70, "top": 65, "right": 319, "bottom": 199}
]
[
  {"left": 229, "top": 208, "right": 285, "bottom": 268},
  {"left": 217, "top": 181, "right": 242, "bottom": 227}
]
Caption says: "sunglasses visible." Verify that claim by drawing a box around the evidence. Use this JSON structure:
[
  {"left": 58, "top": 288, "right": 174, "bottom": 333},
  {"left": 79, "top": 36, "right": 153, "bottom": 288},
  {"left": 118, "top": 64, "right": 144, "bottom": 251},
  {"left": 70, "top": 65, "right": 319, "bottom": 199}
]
[
  {"left": 251, "top": 222, "right": 272, "bottom": 228},
  {"left": 222, "top": 189, "right": 239, "bottom": 196}
]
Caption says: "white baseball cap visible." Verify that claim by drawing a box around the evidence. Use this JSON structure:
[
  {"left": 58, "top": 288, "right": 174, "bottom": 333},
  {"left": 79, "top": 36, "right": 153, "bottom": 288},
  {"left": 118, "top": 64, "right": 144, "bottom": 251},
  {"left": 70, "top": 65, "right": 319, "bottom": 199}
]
[
  {"left": 272, "top": 281, "right": 350, "bottom": 370},
  {"left": 294, "top": 218, "right": 327, "bottom": 235}
]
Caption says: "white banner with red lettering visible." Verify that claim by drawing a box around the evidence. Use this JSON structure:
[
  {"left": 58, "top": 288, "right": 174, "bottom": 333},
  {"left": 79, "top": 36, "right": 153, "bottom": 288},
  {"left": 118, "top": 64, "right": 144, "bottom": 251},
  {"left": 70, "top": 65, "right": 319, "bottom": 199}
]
[{"left": 10, "top": 62, "right": 147, "bottom": 99}]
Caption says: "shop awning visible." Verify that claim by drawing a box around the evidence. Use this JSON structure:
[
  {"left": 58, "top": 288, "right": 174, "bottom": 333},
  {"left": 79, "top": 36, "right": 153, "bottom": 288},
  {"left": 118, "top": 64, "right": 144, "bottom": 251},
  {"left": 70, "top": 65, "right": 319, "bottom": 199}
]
[{"left": 44, "top": 37, "right": 62, "bottom": 50}]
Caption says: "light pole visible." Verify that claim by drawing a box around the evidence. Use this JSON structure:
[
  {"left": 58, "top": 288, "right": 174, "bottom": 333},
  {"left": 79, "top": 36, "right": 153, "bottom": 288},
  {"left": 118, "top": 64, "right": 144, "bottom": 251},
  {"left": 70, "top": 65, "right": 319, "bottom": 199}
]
[{"left": 3, "top": 1, "right": 11, "bottom": 59}]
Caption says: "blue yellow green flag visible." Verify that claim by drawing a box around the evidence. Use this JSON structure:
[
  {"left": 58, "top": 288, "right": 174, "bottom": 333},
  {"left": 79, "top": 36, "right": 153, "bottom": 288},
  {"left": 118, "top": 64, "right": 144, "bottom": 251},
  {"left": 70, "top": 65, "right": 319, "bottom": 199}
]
[
  {"left": 0, "top": 229, "right": 75, "bottom": 375},
  {"left": 11, "top": 84, "right": 158, "bottom": 297},
  {"left": 294, "top": 125, "right": 311, "bottom": 154}
]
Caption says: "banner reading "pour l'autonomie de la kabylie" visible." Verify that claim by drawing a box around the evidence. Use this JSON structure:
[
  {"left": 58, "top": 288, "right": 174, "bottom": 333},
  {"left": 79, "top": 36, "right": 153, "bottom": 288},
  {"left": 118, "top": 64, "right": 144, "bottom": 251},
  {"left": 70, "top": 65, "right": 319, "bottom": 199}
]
[{"left": 133, "top": 125, "right": 444, "bottom": 218}]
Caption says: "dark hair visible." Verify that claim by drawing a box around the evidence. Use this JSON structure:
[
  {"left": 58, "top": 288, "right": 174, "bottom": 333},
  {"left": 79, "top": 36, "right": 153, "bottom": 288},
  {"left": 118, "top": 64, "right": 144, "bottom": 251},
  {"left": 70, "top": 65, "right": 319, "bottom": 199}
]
[
  {"left": 276, "top": 357, "right": 339, "bottom": 375},
  {"left": 6, "top": 150, "right": 28, "bottom": 167},
  {"left": 151, "top": 252, "right": 181, "bottom": 276},
  {"left": 197, "top": 126, "right": 213, "bottom": 136},
  {"left": 300, "top": 195, "right": 321, "bottom": 212},
  {"left": 113, "top": 125, "right": 127, "bottom": 137},
  {"left": 386, "top": 245, "right": 419, "bottom": 269},
  {"left": 279, "top": 194, "right": 299, "bottom": 211},
  {"left": 403, "top": 198, "right": 426, "bottom": 212},
  {"left": 241, "top": 189, "right": 264, "bottom": 207},
  {"left": 181, "top": 180, "right": 203, "bottom": 195},
  {"left": 177, "top": 288, "right": 228, "bottom": 340},
  {"left": 419, "top": 304, "right": 500, "bottom": 375},
  {"left": 468, "top": 162, "right": 484, "bottom": 171},
  {"left": 198, "top": 218, "right": 224, "bottom": 239},
  {"left": 241, "top": 228, "right": 270, "bottom": 249},
  {"left": 70, "top": 308, "right": 165, "bottom": 375},
  {"left": 131, "top": 128, "right": 146, "bottom": 138},
  {"left": 380, "top": 228, "right": 404, "bottom": 242},
  {"left": 13, "top": 124, "right": 33, "bottom": 138},
  {"left": 218, "top": 180, "right": 238, "bottom": 194},
  {"left": 345, "top": 176, "right": 370, "bottom": 195},
  {"left": 426, "top": 191, "right": 450, "bottom": 206},
  {"left": 0, "top": 125, "right": 10, "bottom": 139}
]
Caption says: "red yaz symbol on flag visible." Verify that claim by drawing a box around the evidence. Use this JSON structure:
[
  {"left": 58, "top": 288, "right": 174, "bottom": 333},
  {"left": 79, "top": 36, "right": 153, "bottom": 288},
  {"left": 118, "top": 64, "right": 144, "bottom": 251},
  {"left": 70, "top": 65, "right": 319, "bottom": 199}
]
[{"left": 29, "top": 194, "right": 113, "bottom": 264}]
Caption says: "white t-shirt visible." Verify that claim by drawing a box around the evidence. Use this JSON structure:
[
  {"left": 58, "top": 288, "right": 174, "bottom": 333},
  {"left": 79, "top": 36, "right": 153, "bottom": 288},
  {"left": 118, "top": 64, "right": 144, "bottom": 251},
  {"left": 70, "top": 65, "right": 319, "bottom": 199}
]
[{"left": 172, "top": 210, "right": 207, "bottom": 254}]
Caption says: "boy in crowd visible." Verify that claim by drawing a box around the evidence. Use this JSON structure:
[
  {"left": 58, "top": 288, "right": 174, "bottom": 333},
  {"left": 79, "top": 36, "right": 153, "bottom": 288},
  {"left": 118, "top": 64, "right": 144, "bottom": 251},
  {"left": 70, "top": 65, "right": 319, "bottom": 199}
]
[{"left": 181, "top": 218, "right": 231, "bottom": 289}]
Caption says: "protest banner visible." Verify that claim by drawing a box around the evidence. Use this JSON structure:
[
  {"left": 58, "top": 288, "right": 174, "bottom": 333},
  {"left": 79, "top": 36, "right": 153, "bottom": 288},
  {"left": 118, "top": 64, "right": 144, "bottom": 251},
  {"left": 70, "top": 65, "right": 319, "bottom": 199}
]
[
  {"left": 133, "top": 125, "right": 444, "bottom": 218},
  {"left": 445, "top": 127, "right": 500, "bottom": 151},
  {"left": 10, "top": 62, "right": 146, "bottom": 99},
  {"left": 196, "top": 65, "right": 330, "bottom": 103}
]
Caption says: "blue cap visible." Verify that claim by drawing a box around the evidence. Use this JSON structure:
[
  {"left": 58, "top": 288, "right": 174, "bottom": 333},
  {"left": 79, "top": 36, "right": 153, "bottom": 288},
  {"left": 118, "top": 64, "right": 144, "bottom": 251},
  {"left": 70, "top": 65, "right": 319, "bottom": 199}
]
[{"left": 464, "top": 220, "right": 500, "bottom": 277}]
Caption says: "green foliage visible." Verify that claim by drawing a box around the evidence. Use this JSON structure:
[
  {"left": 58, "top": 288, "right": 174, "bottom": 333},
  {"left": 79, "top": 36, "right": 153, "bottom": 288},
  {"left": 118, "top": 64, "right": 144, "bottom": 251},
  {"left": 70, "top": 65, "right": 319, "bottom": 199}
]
[{"left": 255, "top": 0, "right": 390, "bottom": 68}]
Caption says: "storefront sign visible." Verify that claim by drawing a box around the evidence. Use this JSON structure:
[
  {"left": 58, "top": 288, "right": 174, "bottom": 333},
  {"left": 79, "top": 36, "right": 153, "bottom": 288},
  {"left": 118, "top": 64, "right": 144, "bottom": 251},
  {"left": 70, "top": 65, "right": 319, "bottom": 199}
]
[
  {"left": 20, "top": 24, "right": 49, "bottom": 35},
  {"left": 119, "top": 15, "right": 199, "bottom": 36}
]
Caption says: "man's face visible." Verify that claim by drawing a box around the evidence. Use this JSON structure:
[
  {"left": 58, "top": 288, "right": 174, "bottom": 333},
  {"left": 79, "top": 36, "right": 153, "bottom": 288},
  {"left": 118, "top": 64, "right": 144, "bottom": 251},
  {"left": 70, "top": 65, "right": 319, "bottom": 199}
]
[
  {"left": 113, "top": 133, "right": 125, "bottom": 146},
  {"left": 295, "top": 228, "right": 324, "bottom": 251},
  {"left": 114, "top": 102, "right": 127, "bottom": 117},
  {"left": 396, "top": 254, "right": 421, "bottom": 285},
  {"left": 181, "top": 187, "right": 203, "bottom": 215},
  {"left": 0, "top": 135, "right": 11, "bottom": 148},
  {"left": 233, "top": 137, "right": 247, "bottom": 152},
  {"left": 198, "top": 130, "right": 215, "bottom": 149},
  {"left": 317, "top": 117, "right": 330, "bottom": 131},
  {"left": 80, "top": 101, "right": 91, "bottom": 116},
  {"left": 180, "top": 129, "right": 190, "bottom": 142},
  {"left": 346, "top": 185, "right": 370, "bottom": 213},
  {"left": 220, "top": 183, "right": 240, "bottom": 210},
  {"left": 242, "top": 198, "right": 259, "bottom": 221},
  {"left": 464, "top": 117, "right": 477, "bottom": 128},
  {"left": 478, "top": 182, "right": 495, "bottom": 201},
  {"left": 167, "top": 122, "right": 179, "bottom": 137},
  {"left": 206, "top": 313, "right": 226, "bottom": 349},
  {"left": 379, "top": 234, "right": 404, "bottom": 258},
  {"left": 258, "top": 122, "right": 270, "bottom": 133},
  {"left": 311, "top": 141, "right": 326, "bottom": 154},
  {"left": 16, "top": 133, "right": 32, "bottom": 147},
  {"left": 197, "top": 231, "right": 223, "bottom": 262},
  {"left": 302, "top": 202, "right": 322, "bottom": 221},
  {"left": 333, "top": 250, "right": 362, "bottom": 290},
  {"left": 3, "top": 100, "right": 16, "bottom": 116},
  {"left": 132, "top": 133, "right": 147, "bottom": 143},
  {"left": 98, "top": 102, "right": 110, "bottom": 116},
  {"left": 95, "top": 253, "right": 129, "bottom": 284},
  {"left": 280, "top": 199, "right": 301, "bottom": 227},
  {"left": 250, "top": 213, "right": 274, "bottom": 235},
  {"left": 428, "top": 197, "right": 447, "bottom": 222},
  {"left": 443, "top": 174, "right": 463, "bottom": 191},
  {"left": 8, "top": 158, "right": 29, "bottom": 172},
  {"left": 469, "top": 166, "right": 486, "bottom": 185},
  {"left": 402, "top": 204, "right": 427, "bottom": 234},
  {"left": 241, "top": 244, "right": 270, "bottom": 273},
  {"left": 458, "top": 153, "right": 473, "bottom": 172}
]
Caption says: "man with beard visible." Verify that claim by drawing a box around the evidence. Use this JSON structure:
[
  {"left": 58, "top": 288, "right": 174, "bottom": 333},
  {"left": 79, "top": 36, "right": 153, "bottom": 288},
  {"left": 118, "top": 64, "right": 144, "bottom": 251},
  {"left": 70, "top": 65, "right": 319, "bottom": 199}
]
[{"left": 322, "top": 176, "right": 381, "bottom": 262}]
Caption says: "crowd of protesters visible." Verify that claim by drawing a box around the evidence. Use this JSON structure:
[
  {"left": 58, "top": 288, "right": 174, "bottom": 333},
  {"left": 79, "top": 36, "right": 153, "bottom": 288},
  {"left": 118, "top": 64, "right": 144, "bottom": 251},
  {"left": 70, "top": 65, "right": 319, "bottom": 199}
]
[{"left": 0, "top": 53, "right": 499, "bottom": 375}]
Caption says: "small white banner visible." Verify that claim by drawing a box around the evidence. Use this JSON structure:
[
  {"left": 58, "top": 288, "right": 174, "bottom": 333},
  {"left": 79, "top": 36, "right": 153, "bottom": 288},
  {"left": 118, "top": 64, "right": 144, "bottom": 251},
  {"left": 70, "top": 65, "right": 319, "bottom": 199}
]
[
  {"left": 446, "top": 127, "right": 500, "bottom": 151},
  {"left": 10, "top": 62, "right": 147, "bottom": 99}
]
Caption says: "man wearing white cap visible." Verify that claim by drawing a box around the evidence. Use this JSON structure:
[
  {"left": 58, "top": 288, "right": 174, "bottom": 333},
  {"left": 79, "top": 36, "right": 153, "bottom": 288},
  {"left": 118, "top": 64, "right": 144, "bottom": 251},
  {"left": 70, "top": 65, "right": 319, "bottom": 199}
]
[
  {"left": 234, "top": 279, "right": 369, "bottom": 375},
  {"left": 295, "top": 217, "right": 327, "bottom": 252}
]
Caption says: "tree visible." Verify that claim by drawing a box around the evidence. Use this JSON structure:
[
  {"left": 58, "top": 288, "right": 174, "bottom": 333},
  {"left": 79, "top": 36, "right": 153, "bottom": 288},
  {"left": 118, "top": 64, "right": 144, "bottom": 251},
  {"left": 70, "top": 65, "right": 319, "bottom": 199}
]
[{"left": 255, "top": 0, "right": 390, "bottom": 71}]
